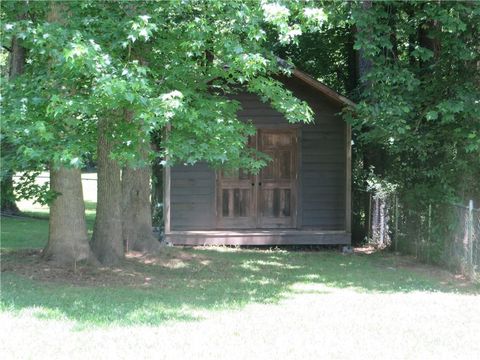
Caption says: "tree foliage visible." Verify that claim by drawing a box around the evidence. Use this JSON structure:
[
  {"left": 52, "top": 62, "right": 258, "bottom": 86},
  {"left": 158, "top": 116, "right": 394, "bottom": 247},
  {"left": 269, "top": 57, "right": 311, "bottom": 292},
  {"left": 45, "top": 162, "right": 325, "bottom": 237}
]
[
  {"left": 1, "top": 0, "right": 322, "bottom": 204},
  {"left": 347, "top": 1, "right": 480, "bottom": 206}
]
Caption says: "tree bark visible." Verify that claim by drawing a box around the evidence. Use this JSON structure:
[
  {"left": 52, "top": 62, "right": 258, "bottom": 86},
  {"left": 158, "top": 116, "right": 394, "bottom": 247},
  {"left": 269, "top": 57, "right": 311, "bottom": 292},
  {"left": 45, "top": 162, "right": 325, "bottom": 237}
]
[
  {"left": 8, "top": 36, "right": 26, "bottom": 78},
  {"left": 1, "top": 29, "right": 27, "bottom": 214},
  {"left": 419, "top": 21, "right": 440, "bottom": 62},
  {"left": 151, "top": 159, "right": 163, "bottom": 225},
  {"left": 42, "top": 2, "right": 94, "bottom": 265},
  {"left": 91, "top": 117, "right": 124, "bottom": 264},
  {"left": 122, "top": 160, "right": 159, "bottom": 252},
  {"left": 355, "top": 0, "right": 373, "bottom": 87},
  {"left": 345, "top": 25, "right": 359, "bottom": 98},
  {"left": 43, "top": 167, "right": 93, "bottom": 264},
  {"left": 151, "top": 132, "right": 164, "bottom": 228}
]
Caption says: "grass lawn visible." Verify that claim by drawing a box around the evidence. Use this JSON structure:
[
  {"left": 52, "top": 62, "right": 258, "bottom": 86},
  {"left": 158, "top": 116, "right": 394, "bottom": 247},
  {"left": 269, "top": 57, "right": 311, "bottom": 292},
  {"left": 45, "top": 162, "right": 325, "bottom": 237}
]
[{"left": 1, "top": 187, "right": 479, "bottom": 359}]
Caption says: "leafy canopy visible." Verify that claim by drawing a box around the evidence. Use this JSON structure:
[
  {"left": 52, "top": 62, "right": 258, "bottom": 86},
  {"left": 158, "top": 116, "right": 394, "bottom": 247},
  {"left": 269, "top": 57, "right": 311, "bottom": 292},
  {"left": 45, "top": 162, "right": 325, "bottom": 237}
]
[
  {"left": 1, "top": 0, "right": 324, "bottom": 195},
  {"left": 346, "top": 1, "right": 480, "bottom": 205}
]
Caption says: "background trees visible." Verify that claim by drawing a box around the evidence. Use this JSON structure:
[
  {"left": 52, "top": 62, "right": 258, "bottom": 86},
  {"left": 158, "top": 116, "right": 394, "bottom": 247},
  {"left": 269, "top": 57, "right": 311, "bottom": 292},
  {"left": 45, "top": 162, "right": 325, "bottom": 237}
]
[
  {"left": 272, "top": 1, "right": 480, "bottom": 262},
  {"left": 347, "top": 1, "right": 480, "bottom": 259}
]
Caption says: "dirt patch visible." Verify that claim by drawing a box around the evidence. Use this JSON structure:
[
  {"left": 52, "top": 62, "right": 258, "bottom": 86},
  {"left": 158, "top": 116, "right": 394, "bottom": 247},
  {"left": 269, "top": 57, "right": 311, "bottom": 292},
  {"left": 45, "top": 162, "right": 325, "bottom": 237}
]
[
  {"left": 127, "top": 248, "right": 211, "bottom": 268},
  {"left": 390, "top": 256, "right": 473, "bottom": 286},
  {"left": 354, "top": 245, "right": 378, "bottom": 255},
  {"left": 356, "top": 247, "right": 474, "bottom": 288},
  {"left": 1, "top": 248, "right": 212, "bottom": 287}
]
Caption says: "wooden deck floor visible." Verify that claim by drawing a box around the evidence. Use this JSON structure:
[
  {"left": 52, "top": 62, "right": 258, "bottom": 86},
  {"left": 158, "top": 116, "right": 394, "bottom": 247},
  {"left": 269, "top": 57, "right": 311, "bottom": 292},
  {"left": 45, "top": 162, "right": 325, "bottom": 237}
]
[{"left": 165, "top": 230, "right": 351, "bottom": 246}]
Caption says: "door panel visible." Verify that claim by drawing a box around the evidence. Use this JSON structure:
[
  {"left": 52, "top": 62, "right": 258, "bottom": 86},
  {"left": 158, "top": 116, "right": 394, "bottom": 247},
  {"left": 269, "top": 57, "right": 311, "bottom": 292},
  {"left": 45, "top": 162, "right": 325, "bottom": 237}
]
[
  {"left": 221, "top": 188, "right": 251, "bottom": 217},
  {"left": 261, "top": 150, "right": 276, "bottom": 180},
  {"left": 217, "top": 169, "right": 256, "bottom": 228},
  {"left": 216, "top": 130, "right": 297, "bottom": 229},
  {"left": 258, "top": 130, "right": 296, "bottom": 228},
  {"left": 216, "top": 137, "right": 256, "bottom": 229},
  {"left": 261, "top": 188, "right": 291, "bottom": 218},
  {"left": 278, "top": 150, "right": 292, "bottom": 180}
]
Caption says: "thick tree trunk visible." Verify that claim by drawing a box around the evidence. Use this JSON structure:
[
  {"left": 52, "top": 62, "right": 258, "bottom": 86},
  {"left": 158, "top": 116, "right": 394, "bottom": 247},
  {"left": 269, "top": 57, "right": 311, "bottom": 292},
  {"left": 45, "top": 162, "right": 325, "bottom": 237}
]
[
  {"left": 42, "top": 1, "right": 95, "bottom": 265},
  {"left": 419, "top": 21, "right": 440, "bottom": 62},
  {"left": 43, "top": 167, "right": 93, "bottom": 264},
  {"left": 8, "top": 36, "right": 26, "bottom": 78},
  {"left": 1, "top": 32, "right": 27, "bottom": 214},
  {"left": 151, "top": 132, "right": 164, "bottom": 229},
  {"left": 91, "top": 117, "right": 124, "bottom": 264},
  {"left": 122, "top": 161, "right": 159, "bottom": 252},
  {"left": 355, "top": 0, "right": 373, "bottom": 88},
  {"left": 346, "top": 25, "right": 359, "bottom": 98},
  {"left": 151, "top": 159, "right": 163, "bottom": 226}
]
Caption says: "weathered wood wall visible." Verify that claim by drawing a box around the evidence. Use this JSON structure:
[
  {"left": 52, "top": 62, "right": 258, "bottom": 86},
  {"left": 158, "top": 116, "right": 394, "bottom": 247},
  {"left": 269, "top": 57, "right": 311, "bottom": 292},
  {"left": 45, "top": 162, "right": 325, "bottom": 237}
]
[
  {"left": 170, "top": 77, "right": 347, "bottom": 231},
  {"left": 170, "top": 163, "right": 215, "bottom": 230},
  {"left": 284, "top": 77, "right": 347, "bottom": 230}
]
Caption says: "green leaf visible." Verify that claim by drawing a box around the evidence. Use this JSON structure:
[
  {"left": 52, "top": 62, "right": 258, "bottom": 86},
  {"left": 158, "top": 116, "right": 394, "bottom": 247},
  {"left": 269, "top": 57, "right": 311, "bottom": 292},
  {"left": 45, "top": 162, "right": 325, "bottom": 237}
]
[{"left": 426, "top": 111, "right": 438, "bottom": 121}]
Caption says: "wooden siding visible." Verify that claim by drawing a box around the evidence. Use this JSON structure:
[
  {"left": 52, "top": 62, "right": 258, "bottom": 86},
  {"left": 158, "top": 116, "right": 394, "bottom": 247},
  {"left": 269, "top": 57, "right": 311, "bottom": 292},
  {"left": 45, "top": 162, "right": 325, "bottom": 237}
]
[
  {"left": 170, "top": 76, "right": 348, "bottom": 233},
  {"left": 170, "top": 162, "right": 216, "bottom": 230},
  {"left": 291, "top": 79, "right": 346, "bottom": 230}
]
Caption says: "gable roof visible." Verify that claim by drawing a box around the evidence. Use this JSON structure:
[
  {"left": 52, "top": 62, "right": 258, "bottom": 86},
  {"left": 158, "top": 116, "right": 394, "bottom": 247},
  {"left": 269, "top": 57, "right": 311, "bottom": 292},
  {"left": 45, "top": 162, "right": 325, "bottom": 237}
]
[
  {"left": 291, "top": 69, "right": 356, "bottom": 108},
  {"left": 276, "top": 58, "right": 355, "bottom": 108}
]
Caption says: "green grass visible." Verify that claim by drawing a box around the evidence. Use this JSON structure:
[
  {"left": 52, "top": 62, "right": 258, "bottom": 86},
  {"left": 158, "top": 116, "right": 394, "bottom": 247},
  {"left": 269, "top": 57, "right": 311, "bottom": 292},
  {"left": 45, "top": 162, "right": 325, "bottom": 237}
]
[
  {"left": 2, "top": 248, "right": 475, "bottom": 326},
  {"left": 1, "top": 215, "right": 478, "bottom": 326},
  {"left": 1, "top": 200, "right": 97, "bottom": 250},
  {"left": 1, "top": 202, "right": 480, "bottom": 359},
  {"left": 1, "top": 216, "right": 49, "bottom": 250}
]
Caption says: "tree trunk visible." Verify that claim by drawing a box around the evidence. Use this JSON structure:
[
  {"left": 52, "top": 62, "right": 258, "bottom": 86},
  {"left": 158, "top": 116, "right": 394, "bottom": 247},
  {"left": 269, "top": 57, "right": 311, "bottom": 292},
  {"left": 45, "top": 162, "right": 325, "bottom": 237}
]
[
  {"left": 122, "top": 161, "right": 159, "bottom": 252},
  {"left": 41, "top": 1, "right": 94, "bottom": 265},
  {"left": 151, "top": 159, "right": 163, "bottom": 226},
  {"left": 1, "top": 30, "right": 27, "bottom": 214},
  {"left": 43, "top": 167, "right": 93, "bottom": 264},
  {"left": 419, "top": 21, "right": 440, "bottom": 62},
  {"left": 345, "top": 25, "right": 359, "bottom": 98},
  {"left": 91, "top": 117, "right": 124, "bottom": 264},
  {"left": 151, "top": 132, "right": 164, "bottom": 229},
  {"left": 355, "top": 0, "right": 373, "bottom": 88},
  {"left": 8, "top": 36, "right": 26, "bottom": 78}
]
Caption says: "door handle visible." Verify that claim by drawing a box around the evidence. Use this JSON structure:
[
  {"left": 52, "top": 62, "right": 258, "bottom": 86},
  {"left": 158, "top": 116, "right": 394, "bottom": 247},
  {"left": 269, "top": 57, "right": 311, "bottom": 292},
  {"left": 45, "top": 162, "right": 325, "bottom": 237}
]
[
  {"left": 251, "top": 183, "right": 255, "bottom": 186},
  {"left": 258, "top": 182, "right": 262, "bottom": 186}
]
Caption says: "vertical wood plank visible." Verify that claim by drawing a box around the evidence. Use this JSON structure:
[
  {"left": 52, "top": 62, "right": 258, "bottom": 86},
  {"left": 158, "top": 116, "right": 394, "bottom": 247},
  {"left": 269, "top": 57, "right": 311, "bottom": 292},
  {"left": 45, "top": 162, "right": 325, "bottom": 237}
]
[
  {"left": 163, "top": 123, "right": 171, "bottom": 234},
  {"left": 345, "top": 123, "right": 352, "bottom": 233},
  {"left": 228, "top": 189, "right": 234, "bottom": 218},
  {"left": 222, "top": 189, "right": 229, "bottom": 217},
  {"left": 234, "top": 189, "right": 240, "bottom": 216},
  {"left": 253, "top": 134, "right": 259, "bottom": 228},
  {"left": 296, "top": 128, "right": 302, "bottom": 229},
  {"left": 279, "top": 189, "right": 285, "bottom": 217},
  {"left": 273, "top": 188, "right": 280, "bottom": 217}
]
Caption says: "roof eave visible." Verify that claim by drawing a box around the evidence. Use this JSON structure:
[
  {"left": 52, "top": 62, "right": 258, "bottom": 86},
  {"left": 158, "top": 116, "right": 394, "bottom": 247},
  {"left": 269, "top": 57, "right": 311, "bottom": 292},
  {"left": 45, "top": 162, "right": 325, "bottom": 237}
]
[{"left": 291, "top": 69, "right": 356, "bottom": 108}]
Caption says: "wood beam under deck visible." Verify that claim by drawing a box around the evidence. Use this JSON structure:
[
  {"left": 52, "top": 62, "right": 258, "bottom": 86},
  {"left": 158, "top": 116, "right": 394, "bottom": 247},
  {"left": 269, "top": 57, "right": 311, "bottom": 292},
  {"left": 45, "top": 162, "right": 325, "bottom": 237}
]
[{"left": 165, "top": 230, "right": 351, "bottom": 246}]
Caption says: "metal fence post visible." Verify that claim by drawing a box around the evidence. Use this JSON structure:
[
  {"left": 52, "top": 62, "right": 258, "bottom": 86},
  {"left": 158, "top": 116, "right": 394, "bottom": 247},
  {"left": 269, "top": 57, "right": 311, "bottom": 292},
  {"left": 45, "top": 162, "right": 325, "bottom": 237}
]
[
  {"left": 427, "top": 203, "right": 432, "bottom": 263},
  {"left": 394, "top": 195, "right": 399, "bottom": 252},
  {"left": 468, "top": 200, "right": 474, "bottom": 277},
  {"left": 367, "top": 193, "right": 372, "bottom": 240}
]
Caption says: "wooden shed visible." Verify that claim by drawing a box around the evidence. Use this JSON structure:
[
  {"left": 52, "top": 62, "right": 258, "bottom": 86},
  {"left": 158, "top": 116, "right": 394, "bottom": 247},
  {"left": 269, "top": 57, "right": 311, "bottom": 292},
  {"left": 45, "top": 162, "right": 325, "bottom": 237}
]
[{"left": 164, "top": 69, "right": 353, "bottom": 246}]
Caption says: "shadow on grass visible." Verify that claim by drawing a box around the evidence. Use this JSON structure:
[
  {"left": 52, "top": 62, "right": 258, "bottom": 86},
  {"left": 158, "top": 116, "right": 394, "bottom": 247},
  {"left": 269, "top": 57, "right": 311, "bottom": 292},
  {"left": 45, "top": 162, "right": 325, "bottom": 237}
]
[{"left": 1, "top": 246, "right": 478, "bottom": 328}]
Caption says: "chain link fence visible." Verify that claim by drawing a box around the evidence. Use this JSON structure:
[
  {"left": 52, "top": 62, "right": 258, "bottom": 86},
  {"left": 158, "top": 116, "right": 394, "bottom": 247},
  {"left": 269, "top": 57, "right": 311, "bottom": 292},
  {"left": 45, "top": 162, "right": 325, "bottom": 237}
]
[
  {"left": 449, "top": 202, "right": 479, "bottom": 282},
  {"left": 366, "top": 194, "right": 479, "bottom": 283}
]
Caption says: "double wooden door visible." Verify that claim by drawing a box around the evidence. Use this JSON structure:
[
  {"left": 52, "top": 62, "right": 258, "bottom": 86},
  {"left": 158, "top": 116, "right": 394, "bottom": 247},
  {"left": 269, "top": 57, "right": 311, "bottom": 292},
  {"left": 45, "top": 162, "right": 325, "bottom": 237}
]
[{"left": 217, "top": 129, "right": 297, "bottom": 229}]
